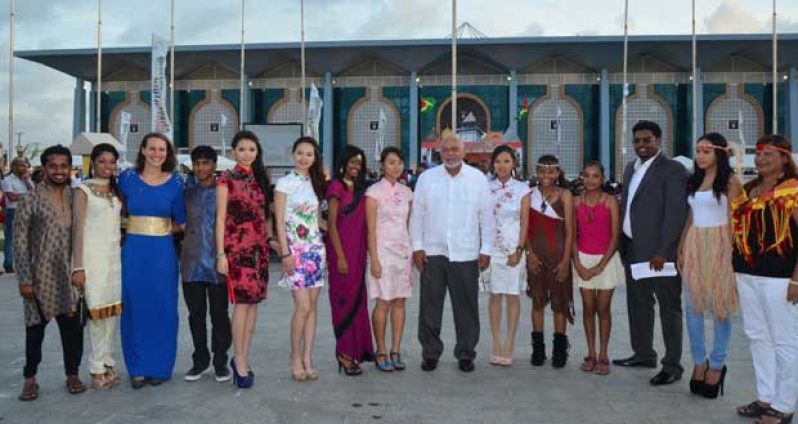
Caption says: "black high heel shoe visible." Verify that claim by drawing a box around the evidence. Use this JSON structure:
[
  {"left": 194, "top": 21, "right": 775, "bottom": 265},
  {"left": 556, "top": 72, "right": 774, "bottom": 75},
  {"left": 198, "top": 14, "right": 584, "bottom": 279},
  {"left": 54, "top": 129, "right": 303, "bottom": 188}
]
[
  {"left": 689, "top": 361, "right": 708, "bottom": 395},
  {"left": 337, "top": 354, "right": 363, "bottom": 376},
  {"left": 702, "top": 365, "right": 727, "bottom": 399}
]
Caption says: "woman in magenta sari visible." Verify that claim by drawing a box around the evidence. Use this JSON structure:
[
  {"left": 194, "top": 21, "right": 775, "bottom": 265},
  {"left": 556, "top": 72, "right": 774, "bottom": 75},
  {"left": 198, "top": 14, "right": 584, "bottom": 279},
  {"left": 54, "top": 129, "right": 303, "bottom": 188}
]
[{"left": 325, "top": 145, "right": 374, "bottom": 376}]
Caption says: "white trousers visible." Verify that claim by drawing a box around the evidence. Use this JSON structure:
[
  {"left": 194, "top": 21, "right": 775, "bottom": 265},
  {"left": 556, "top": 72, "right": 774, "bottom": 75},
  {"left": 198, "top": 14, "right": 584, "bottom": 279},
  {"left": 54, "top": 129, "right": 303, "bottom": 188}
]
[
  {"left": 737, "top": 273, "right": 798, "bottom": 413},
  {"left": 89, "top": 316, "right": 118, "bottom": 375}
]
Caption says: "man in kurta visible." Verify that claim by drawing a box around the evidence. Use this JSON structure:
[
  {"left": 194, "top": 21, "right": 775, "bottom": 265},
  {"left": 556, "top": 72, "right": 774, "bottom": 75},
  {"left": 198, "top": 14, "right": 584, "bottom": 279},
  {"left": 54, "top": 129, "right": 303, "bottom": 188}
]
[{"left": 15, "top": 145, "right": 85, "bottom": 401}]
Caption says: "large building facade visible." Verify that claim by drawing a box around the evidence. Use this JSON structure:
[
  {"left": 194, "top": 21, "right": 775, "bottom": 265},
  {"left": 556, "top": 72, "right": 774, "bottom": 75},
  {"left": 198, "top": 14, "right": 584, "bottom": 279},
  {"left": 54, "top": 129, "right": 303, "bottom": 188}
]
[{"left": 18, "top": 34, "right": 798, "bottom": 178}]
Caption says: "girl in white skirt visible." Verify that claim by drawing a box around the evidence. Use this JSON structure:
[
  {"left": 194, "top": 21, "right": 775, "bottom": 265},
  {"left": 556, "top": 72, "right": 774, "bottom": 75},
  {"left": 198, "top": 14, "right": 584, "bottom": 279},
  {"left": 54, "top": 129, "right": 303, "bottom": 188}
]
[
  {"left": 486, "top": 145, "right": 530, "bottom": 366},
  {"left": 572, "top": 161, "right": 625, "bottom": 375}
]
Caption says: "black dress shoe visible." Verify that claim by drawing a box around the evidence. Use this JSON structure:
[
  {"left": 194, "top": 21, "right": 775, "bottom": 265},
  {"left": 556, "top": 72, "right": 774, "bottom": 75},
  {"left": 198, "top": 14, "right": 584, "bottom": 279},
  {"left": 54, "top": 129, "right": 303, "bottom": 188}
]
[
  {"left": 650, "top": 370, "right": 681, "bottom": 386},
  {"left": 148, "top": 378, "right": 165, "bottom": 386},
  {"left": 421, "top": 359, "right": 438, "bottom": 372},
  {"left": 612, "top": 356, "right": 657, "bottom": 368},
  {"left": 458, "top": 359, "right": 475, "bottom": 373},
  {"left": 130, "top": 377, "right": 147, "bottom": 389}
]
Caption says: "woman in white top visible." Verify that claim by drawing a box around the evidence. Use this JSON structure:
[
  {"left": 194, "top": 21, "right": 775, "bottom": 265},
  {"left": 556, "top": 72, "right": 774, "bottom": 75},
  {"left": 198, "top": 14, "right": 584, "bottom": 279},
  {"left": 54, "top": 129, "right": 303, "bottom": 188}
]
[
  {"left": 486, "top": 145, "right": 530, "bottom": 366},
  {"left": 677, "top": 132, "right": 741, "bottom": 399},
  {"left": 71, "top": 143, "right": 123, "bottom": 390}
]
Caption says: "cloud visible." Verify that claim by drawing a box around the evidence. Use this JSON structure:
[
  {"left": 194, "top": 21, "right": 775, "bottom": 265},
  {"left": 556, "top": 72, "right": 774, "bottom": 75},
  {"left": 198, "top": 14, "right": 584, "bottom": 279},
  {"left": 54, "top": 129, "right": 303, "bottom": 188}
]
[{"left": 704, "top": 0, "right": 765, "bottom": 33}]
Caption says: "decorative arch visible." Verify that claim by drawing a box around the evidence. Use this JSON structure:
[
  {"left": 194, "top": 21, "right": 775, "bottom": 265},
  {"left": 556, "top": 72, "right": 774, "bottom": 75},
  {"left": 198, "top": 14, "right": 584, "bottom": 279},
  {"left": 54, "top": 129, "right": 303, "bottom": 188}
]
[
  {"left": 108, "top": 91, "right": 152, "bottom": 163},
  {"left": 526, "top": 85, "right": 584, "bottom": 176},
  {"left": 267, "top": 88, "right": 307, "bottom": 124},
  {"left": 613, "top": 84, "right": 674, "bottom": 177},
  {"left": 435, "top": 93, "right": 492, "bottom": 134},
  {"left": 346, "top": 88, "right": 402, "bottom": 170},
  {"left": 188, "top": 90, "right": 239, "bottom": 153},
  {"left": 705, "top": 84, "right": 764, "bottom": 150}
]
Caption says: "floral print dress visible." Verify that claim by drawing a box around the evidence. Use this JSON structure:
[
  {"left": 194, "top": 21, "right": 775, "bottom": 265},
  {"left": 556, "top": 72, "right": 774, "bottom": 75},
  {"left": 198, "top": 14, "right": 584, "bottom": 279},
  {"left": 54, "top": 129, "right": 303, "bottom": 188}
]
[
  {"left": 218, "top": 165, "right": 269, "bottom": 303},
  {"left": 276, "top": 171, "right": 326, "bottom": 289}
]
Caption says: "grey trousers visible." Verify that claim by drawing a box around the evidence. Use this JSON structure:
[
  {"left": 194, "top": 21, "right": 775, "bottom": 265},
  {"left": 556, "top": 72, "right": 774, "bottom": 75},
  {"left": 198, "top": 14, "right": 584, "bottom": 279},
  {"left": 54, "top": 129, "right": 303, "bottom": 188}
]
[
  {"left": 417, "top": 256, "right": 480, "bottom": 362},
  {"left": 623, "top": 261, "right": 684, "bottom": 375}
]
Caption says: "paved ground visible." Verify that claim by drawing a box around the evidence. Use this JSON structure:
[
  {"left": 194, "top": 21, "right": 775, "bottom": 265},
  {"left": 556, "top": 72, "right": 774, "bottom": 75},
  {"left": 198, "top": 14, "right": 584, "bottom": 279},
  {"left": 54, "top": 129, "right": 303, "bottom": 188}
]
[{"left": 0, "top": 266, "right": 761, "bottom": 424}]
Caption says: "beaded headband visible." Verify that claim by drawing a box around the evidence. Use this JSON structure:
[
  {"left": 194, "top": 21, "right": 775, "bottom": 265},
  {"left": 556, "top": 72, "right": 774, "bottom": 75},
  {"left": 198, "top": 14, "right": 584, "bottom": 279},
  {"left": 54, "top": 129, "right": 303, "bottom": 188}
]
[
  {"left": 535, "top": 163, "right": 560, "bottom": 169},
  {"left": 756, "top": 143, "right": 793, "bottom": 155}
]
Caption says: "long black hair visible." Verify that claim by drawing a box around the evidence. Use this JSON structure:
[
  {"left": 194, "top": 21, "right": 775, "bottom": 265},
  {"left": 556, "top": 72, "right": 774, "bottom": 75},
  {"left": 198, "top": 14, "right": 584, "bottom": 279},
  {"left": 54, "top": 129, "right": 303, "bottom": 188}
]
[
  {"left": 89, "top": 143, "right": 123, "bottom": 204},
  {"left": 232, "top": 130, "right": 271, "bottom": 211},
  {"left": 334, "top": 145, "right": 367, "bottom": 215},
  {"left": 687, "top": 132, "right": 734, "bottom": 202},
  {"left": 293, "top": 137, "right": 326, "bottom": 201},
  {"left": 489, "top": 144, "right": 518, "bottom": 180}
]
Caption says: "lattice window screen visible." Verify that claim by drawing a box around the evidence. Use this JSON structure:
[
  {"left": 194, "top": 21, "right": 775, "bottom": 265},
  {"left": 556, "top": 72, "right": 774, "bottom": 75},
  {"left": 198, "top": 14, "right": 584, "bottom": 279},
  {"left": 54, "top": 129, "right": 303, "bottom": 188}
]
[
  {"left": 348, "top": 88, "right": 400, "bottom": 171},
  {"left": 190, "top": 90, "right": 239, "bottom": 157},
  {"left": 705, "top": 84, "right": 762, "bottom": 151},
  {"left": 268, "top": 88, "right": 306, "bottom": 124},
  {"left": 528, "top": 85, "right": 582, "bottom": 176},
  {"left": 109, "top": 92, "right": 152, "bottom": 164},
  {"left": 615, "top": 84, "right": 672, "bottom": 177}
]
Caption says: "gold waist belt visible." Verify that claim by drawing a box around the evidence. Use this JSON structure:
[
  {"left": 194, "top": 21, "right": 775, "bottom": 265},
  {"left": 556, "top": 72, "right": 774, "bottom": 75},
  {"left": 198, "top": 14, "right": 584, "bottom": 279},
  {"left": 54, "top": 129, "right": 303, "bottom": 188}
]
[{"left": 126, "top": 216, "right": 171, "bottom": 236}]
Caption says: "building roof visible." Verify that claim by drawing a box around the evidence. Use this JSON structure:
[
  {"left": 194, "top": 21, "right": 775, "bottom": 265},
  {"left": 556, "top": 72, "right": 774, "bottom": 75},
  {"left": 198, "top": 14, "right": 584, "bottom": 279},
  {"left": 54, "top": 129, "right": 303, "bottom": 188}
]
[{"left": 15, "top": 33, "right": 798, "bottom": 81}]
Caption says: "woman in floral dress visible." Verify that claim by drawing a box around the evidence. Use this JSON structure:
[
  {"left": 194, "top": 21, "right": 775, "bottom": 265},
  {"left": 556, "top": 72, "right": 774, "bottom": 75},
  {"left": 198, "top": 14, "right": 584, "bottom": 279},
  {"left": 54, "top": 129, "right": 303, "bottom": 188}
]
[
  {"left": 216, "top": 130, "right": 274, "bottom": 389},
  {"left": 275, "top": 137, "right": 327, "bottom": 381}
]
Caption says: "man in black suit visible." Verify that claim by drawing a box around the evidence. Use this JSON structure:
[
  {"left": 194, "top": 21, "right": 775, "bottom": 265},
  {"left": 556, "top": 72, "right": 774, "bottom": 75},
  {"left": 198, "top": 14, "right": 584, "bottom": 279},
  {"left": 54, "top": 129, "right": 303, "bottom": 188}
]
[{"left": 613, "top": 120, "right": 688, "bottom": 386}]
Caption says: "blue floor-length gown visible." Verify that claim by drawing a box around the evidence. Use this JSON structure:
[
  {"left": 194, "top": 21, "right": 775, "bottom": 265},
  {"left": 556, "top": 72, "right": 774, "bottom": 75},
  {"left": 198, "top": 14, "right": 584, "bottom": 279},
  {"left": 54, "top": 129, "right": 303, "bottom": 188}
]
[{"left": 119, "top": 169, "right": 186, "bottom": 379}]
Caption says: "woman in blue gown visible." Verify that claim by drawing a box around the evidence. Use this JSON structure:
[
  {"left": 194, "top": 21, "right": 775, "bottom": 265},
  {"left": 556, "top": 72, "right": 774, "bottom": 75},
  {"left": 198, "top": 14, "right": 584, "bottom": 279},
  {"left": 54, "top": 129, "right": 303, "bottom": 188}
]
[{"left": 119, "top": 133, "right": 186, "bottom": 388}]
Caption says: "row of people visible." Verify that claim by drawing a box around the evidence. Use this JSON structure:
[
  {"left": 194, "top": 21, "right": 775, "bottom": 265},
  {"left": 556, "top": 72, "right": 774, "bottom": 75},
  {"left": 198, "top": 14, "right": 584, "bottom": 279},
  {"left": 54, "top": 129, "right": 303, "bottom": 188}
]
[{"left": 13, "top": 125, "right": 798, "bottom": 423}]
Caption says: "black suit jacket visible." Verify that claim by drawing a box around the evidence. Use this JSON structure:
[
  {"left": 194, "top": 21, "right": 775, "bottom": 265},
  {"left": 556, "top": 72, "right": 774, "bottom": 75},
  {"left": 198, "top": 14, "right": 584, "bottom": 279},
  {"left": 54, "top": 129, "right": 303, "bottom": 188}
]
[{"left": 621, "top": 153, "right": 688, "bottom": 263}]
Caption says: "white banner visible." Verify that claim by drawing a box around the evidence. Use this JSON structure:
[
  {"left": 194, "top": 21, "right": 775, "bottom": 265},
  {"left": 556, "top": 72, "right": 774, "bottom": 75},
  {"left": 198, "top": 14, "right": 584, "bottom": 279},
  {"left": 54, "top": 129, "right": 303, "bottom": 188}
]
[
  {"left": 376, "top": 108, "right": 387, "bottom": 161},
  {"left": 307, "top": 82, "right": 323, "bottom": 140},
  {"left": 120, "top": 111, "right": 132, "bottom": 162},
  {"left": 151, "top": 34, "right": 173, "bottom": 138}
]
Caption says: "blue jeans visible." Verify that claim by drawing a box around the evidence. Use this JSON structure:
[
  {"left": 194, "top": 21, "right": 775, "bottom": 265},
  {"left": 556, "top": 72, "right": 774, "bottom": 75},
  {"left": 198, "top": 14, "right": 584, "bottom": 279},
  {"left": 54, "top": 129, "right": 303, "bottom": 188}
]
[
  {"left": 3, "top": 208, "right": 14, "bottom": 271},
  {"left": 684, "top": 293, "right": 732, "bottom": 370}
]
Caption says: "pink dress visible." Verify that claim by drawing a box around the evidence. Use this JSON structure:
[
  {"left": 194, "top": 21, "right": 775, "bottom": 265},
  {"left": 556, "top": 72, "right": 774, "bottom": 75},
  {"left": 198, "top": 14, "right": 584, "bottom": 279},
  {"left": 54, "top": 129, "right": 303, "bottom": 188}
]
[{"left": 365, "top": 179, "right": 413, "bottom": 300}]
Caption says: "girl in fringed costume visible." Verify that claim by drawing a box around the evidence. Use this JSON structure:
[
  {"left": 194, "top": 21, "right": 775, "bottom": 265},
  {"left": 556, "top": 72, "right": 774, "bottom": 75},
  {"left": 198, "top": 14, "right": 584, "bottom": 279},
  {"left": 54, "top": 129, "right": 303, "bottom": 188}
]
[
  {"left": 732, "top": 135, "right": 798, "bottom": 424},
  {"left": 677, "top": 132, "right": 742, "bottom": 399},
  {"left": 526, "top": 155, "right": 574, "bottom": 368}
]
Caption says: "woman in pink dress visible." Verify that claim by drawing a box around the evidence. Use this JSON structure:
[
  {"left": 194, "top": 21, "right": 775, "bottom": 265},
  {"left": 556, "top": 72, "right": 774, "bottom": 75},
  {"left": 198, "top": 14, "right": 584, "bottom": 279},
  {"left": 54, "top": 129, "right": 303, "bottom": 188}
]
[
  {"left": 366, "top": 147, "right": 413, "bottom": 372},
  {"left": 325, "top": 145, "right": 374, "bottom": 376}
]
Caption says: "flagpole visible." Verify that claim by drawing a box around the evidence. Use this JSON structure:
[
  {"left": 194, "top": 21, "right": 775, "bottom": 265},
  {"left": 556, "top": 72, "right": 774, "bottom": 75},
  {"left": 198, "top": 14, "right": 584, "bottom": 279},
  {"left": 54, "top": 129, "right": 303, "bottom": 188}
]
[
  {"left": 451, "top": 0, "right": 457, "bottom": 135},
  {"left": 772, "top": 0, "right": 778, "bottom": 133},
  {"left": 96, "top": 0, "right": 102, "bottom": 133},
  {"left": 239, "top": 0, "right": 245, "bottom": 131},
  {"left": 170, "top": 0, "right": 175, "bottom": 126},
  {"left": 300, "top": 0, "right": 307, "bottom": 133},
  {"left": 8, "top": 0, "right": 15, "bottom": 162},
  {"left": 691, "top": 0, "right": 697, "bottom": 147},
  {"left": 621, "top": 0, "right": 629, "bottom": 156}
]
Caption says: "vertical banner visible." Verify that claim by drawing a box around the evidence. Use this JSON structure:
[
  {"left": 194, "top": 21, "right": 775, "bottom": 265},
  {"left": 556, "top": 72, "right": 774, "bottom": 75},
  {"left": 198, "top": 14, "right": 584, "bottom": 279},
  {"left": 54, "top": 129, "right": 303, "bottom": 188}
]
[
  {"left": 120, "top": 111, "right": 131, "bottom": 163},
  {"left": 307, "top": 82, "right": 322, "bottom": 140},
  {"left": 151, "top": 34, "right": 173, "bottom": 139},
  {"left": 220, "top": 112, "right": 229, "bottom": 157},
  {"left": 376, "top": 108, "right": 387, "bottom": 161}
]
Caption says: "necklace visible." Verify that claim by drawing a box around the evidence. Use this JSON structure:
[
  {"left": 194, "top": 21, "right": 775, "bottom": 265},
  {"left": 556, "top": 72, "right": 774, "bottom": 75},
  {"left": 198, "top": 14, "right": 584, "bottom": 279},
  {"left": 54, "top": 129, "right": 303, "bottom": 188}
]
[
  {"left": 583, "top": 192, "right": 602, "bottom": 223},
  {"left": 539, "top": 187, "right": 558, "bottom": 213},
  {"left": 86, "top": 181, "right": 116, "bottom": 207}
]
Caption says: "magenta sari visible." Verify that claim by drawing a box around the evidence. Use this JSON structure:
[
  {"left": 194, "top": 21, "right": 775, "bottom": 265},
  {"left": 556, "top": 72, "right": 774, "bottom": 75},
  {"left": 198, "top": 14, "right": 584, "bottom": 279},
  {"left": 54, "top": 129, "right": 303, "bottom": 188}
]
[{"left": 325, "top": 180, "right": 374, "bottom": 363}]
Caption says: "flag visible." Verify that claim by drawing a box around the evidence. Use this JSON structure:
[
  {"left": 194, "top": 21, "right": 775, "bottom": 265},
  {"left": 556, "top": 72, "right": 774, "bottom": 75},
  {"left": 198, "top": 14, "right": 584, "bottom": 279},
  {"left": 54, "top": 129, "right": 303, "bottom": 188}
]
[
  {"left": 220, "top": 113, "right": 228, "bottom": 128},
  {"left": 420, "top": 96, "right": 436, "bottom": 113},
  {"left": 376, "top": 108, "right": 387, "bottom": 161},
  {"left": 307, "top": 82, "right": 323, "bottom": 140},
  {"left": 516, "top": 96, "right": 529, "bottom": 121},
  {"left": 151, "top": 34, "right": 173, "bottom": 138}
]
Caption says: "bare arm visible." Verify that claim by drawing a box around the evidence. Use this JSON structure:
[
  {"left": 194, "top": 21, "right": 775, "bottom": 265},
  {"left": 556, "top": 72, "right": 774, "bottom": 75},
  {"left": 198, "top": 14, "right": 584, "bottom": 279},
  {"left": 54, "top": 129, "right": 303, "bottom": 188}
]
[
  {"left": 519, "top": 194, "right": 530, "bottom": 253},
  {"left": 561, "top": 190, "right": 575, "bottom": 265},
  {"left": 596, "top": 195, "right": 621, "bottom": 270},
  {"left": 274, "top": 191, "right": 294, "bottom": 275},
  {"left": 215, "top": 184, "right": 229, "bottom": 274},
  {"left": 366, "top": 197, "right": 379, "bottom": 264},
  {"left": 71, "top": 189, "right": 88, "bottom": 287}
]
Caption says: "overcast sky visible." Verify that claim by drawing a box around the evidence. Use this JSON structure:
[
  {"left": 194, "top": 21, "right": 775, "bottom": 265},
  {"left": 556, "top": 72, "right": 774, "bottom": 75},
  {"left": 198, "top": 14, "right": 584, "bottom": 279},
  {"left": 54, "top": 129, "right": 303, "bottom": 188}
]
[{"left": 0, "top": 0, "right": 796, "bottom": 148}]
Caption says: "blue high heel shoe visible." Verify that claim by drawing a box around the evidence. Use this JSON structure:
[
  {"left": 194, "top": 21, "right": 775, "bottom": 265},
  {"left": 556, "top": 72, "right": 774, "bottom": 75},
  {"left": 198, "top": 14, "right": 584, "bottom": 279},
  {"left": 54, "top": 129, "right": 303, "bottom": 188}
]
[
  {"left": 390, "top": 352, "right": 406, "bottom": 371},
  {"left": 375, "top": 353, "right": 394, "bottom": 372}
]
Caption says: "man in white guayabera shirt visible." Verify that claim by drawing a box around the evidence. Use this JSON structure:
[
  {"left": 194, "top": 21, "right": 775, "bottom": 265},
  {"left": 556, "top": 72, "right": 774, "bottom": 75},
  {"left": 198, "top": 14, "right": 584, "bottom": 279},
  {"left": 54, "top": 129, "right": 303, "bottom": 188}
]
[{"left": 410, "top": 135, "right": 494, "bottom": 373}]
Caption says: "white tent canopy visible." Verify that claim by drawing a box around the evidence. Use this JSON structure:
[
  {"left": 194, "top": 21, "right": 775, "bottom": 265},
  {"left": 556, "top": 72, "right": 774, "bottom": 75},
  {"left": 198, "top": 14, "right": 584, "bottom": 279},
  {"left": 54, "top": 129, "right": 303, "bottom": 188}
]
[{"left": 69, "top": 132, "right": 124, "bottom": 156}]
